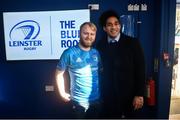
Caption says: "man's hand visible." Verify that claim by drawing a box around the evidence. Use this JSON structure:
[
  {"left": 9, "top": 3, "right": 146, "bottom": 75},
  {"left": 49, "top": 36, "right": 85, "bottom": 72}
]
[
  {"left": 61, "top": 93, "right": 71, "bottom": 102},
  {"left": 133, "top": 96, "right": 144, "bottom": 110}
]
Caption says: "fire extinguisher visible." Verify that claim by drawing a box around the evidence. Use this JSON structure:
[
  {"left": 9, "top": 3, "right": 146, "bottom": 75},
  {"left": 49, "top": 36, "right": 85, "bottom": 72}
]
[{"left": 147, "top": 77, "right": 155, "bottom": 106}]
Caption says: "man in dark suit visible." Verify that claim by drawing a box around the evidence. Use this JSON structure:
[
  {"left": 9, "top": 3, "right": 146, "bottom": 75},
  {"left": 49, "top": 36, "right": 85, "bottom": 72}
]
[{"left": 96, "top": 10, "right": 146, "bottom": 118}]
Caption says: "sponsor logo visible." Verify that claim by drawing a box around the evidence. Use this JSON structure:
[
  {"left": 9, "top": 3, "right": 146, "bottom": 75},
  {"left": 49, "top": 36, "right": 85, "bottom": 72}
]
[
  {"left": 92, "top": 55, "right": 98, "bottom": 62},
  {"left": 76, "top": 57, "right": 82, "bottom": 63}
]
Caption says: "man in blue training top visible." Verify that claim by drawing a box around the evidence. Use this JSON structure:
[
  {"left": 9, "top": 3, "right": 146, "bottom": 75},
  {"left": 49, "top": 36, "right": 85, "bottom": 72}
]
[{"left": 56, "top": 22, "right": 102, "bottom": 118}]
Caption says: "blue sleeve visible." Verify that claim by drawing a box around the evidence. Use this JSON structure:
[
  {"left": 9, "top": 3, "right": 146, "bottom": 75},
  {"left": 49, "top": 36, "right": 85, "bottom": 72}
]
[
  {"left": 57, "top": 50, "right": 69, "bottom": 71},
  {"left": 97, "top": 51, "right": 103, "bottom": 71}
]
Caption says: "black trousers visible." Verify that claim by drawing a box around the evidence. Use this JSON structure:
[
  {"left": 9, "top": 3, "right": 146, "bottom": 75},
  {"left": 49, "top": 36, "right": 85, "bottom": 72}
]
[
  {"left": 70, "top": 100, "right": 102, "bottom": 119},
  {"left": 101, "top": 101, "right": 144, "bottom": 119}
]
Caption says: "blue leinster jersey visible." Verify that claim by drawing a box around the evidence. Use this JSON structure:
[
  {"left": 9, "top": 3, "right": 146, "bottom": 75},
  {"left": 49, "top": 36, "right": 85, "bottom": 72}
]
[{"left": 57, "top": 45, "right": 101, "bottom": 108}]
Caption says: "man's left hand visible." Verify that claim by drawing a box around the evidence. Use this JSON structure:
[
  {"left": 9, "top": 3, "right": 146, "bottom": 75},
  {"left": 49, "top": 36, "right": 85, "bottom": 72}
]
[{"left": 133, "top": 96, "right": 144, "bottom": 110}]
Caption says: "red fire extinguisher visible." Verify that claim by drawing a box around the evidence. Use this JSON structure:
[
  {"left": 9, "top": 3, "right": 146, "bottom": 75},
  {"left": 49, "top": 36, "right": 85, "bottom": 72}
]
[{"left": 147, "top": 77, "right": 155, "bottom": 106}]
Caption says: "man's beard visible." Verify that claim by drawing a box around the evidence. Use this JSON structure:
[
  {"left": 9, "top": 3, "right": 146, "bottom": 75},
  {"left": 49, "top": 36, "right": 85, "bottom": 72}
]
[{"left": 79, "top": 40, "right": 94, "bottom": 48}]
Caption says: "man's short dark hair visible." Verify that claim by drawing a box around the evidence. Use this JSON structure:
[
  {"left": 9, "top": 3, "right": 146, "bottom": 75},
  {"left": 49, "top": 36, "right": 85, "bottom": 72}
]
[{"left": 99, "top": 10, "right": 120, "bottom": 27}]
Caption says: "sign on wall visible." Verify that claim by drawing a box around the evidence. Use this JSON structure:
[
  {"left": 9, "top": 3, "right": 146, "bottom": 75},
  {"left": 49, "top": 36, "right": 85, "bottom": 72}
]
[{"left": 3, "top": 9, "right": 90, "bottom": 60}]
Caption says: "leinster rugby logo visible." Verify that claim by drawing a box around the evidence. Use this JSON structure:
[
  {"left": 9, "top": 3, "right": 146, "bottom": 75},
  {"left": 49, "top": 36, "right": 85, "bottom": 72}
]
[{"left": 9, "top": 20, "right": 42, "bottom": 50}]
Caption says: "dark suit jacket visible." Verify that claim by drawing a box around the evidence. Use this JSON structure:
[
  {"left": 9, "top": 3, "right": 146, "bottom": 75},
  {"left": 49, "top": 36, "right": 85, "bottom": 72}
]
[{"left": 96, "top": 33, "right": 146, "bottom": 111}]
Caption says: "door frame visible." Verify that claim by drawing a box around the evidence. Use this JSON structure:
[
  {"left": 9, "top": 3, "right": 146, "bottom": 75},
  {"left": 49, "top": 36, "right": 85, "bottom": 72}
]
[{"left": 156, "top": 0, "right": 176, "bottom": 118}]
